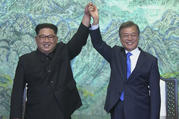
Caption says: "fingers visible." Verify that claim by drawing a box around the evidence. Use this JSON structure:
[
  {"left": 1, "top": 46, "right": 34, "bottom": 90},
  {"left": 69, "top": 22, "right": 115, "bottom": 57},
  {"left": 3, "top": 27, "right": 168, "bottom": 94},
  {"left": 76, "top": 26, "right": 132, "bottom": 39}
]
[
  {"left": 84, "top": 2, "right": 99, "bottom": 25},
  {"left": 84, "top": 4, "right": 89, "bottom": 15},
  {"left": 88, "top": 5, "right": 94, "bottom": 12},
  {"left": 87, "top": 3, "right": 98, "bottom": 17},
  {"left": 85, "top": 2, "right": 93, "bottom": 15},
  {"left": 88, "top": 3, "right": 96, "bottom": 12}
]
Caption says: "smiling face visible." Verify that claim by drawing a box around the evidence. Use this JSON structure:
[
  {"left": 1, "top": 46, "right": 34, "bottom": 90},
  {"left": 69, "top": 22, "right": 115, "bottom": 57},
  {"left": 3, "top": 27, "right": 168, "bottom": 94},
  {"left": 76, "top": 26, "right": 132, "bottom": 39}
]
[
  {"left": 35, "top": 28, "right": 58, "bottom": 55},
  {"left": 120, "top": 25, "right": 139, "bottom": 51}
]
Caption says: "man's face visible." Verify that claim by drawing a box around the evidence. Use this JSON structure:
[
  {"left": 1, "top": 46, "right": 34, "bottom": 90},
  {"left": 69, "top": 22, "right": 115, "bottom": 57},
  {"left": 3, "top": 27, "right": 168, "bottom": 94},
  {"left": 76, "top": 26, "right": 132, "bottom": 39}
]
[
  {"left": 35, "top": 28, "right": 58, "bottom": 55},
  {"left": 120, "top": 26, "right": 139, "bottom": 51}
]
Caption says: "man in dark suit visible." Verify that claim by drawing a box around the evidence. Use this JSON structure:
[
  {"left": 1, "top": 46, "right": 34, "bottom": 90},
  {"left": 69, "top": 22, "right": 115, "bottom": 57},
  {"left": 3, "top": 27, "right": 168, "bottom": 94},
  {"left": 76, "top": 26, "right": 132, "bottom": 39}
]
[
  {"left": 10, "top": 3, "right": 92, "bottom": 119},
  {"left": 88, "top": 4, "right": 161, "bottom": 119}
]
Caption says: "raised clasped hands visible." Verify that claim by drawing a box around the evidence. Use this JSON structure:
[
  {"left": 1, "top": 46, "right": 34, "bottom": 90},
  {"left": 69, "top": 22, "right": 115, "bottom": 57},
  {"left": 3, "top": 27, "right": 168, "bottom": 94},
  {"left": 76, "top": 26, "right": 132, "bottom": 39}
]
[
  {"left": 82, "top": 3, "right": 99, "bottom": 26},
  {"left": 88, "top": 2, "right": 99, "bottom": 25}
]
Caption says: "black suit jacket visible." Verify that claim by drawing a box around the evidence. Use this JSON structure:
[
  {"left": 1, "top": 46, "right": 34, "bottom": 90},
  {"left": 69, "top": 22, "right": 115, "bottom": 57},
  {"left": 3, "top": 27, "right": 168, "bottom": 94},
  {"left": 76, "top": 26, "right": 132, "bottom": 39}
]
[
  {"left": 90, "top": 28, "right": 161, "bottom": 119},
  {"left": 10, "top": 23, "right": 89, "bottom": 119}
]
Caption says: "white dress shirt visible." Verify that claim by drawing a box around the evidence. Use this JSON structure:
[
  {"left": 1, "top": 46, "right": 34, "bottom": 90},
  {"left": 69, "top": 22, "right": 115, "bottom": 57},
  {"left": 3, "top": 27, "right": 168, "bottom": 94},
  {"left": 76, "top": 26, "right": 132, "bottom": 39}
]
[
  {"left": 90, "top": 24, "right": 99, "bottom": 30},
  {"left": 125, "top": 48, "right": 140, "bottom": 73}
]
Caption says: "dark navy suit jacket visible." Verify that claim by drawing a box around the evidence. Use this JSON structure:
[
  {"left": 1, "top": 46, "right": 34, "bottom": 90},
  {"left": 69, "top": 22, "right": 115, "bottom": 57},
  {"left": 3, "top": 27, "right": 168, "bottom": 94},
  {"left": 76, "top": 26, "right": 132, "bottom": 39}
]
[{"left": 90, "top": 28, "right": 161, "bottom": 119}]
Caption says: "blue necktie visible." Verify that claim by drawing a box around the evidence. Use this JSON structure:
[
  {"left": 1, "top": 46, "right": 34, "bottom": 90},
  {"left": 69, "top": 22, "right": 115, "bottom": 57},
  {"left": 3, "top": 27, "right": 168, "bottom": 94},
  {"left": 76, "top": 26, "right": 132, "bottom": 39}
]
[{"left": 120, "top": 52, "right": 132, "bottom": 101}]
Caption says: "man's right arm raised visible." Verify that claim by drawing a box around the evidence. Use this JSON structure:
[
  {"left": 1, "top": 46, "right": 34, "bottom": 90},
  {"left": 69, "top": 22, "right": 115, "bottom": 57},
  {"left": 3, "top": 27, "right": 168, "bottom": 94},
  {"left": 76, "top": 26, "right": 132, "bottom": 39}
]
[{"left": 89, "top": 3, "right": 112, "bottom": 62}]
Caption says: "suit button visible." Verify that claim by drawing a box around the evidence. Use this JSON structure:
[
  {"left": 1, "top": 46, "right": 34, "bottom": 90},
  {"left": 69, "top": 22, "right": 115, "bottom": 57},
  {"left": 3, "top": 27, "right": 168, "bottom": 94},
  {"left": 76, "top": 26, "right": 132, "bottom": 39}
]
[
  {"left": 47, "top": 69, "right": 51, "bottom": 73},
  {"left": 50, "top": 80, "right": 54, "bottom": 84}
]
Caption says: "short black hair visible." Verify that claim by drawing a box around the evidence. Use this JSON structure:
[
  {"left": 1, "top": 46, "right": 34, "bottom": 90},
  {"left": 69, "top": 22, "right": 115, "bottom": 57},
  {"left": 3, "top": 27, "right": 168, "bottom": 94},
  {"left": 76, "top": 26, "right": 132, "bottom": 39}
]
[
  {"left": 119, "top": 21, "right": 140, "bottom": 37},
  {"left": 35, "top": 23, "right": 58, "bottom": 35}
]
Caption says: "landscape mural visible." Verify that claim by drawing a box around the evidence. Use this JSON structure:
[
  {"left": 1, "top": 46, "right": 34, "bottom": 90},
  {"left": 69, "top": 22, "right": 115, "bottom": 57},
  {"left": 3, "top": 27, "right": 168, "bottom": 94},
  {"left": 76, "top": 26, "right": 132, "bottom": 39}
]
[{"left": 0, "top": 0, "right": 178, "bottom": 118}]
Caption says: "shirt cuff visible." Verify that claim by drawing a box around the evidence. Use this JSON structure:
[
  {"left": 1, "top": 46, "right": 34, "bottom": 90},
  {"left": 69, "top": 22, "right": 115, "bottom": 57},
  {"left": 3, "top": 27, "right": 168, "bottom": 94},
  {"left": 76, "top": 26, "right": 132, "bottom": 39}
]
[{"left": 89, "top": 24, "right": 99, "bottom": 30}]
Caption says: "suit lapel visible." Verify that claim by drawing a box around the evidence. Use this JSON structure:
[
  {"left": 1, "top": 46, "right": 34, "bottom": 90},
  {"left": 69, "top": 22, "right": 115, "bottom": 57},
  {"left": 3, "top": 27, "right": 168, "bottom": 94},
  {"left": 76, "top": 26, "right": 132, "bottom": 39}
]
[{"left": 120, "top": 48, "right": 127, "bottom": 81}]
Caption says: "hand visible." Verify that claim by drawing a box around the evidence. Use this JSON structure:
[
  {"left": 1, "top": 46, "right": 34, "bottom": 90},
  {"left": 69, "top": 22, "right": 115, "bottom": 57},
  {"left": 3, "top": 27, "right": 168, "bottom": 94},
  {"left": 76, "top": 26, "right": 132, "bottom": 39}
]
[
  {"left": 84, "top": 3, "right": 91, "bottom": 16},
  {"left": 82, "top": 3, "right": 92, "bottom": 27},
  {"left": 88, "top": 3, "right": 99, "bottom": 25}
]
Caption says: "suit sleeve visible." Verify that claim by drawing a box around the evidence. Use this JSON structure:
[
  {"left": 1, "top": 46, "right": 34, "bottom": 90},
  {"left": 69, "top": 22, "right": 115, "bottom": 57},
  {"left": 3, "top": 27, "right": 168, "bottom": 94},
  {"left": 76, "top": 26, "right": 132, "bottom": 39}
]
[
  {"left": 149, "top": 58, "right": 161, "bottom": 119},
  {"left": 10, "top": 57, "right": 26, "bottom": 119},
  {"left": 67, "top": 23, "right": 89, "bottom": 59},
  {"left": 90, "top": 27, "right": 112, "bottom": 62}
]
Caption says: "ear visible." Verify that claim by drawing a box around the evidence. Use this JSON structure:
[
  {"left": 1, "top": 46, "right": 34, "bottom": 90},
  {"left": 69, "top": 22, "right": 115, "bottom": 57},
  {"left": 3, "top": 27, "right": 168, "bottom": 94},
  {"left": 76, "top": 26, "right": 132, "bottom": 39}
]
[
  {"left": 55, "top": 36, "right": 58, "bottom": 42},
  {"left": 35, "top": 36, "right": 38, "bottom": 43}
]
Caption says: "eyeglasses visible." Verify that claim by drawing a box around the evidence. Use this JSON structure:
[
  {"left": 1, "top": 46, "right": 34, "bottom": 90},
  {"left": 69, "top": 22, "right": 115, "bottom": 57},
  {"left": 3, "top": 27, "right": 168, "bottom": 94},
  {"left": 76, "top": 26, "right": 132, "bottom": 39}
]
[
  {"left": 37, "top": 35, "right": 56, "bottom": 41},
  {"left": 121, "top": 33, "right": 138, "bottom": 39}
]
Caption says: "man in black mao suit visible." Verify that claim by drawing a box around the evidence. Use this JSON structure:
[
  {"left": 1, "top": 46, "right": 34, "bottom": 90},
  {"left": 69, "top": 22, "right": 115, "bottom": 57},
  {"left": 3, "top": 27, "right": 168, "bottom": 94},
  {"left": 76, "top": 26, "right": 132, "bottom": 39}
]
[
  {"left": 88, "top": 4, "right": 161, "bottom": 119},
  {"left": 10, "top": 3, "right": 92, "bottom": 119}
]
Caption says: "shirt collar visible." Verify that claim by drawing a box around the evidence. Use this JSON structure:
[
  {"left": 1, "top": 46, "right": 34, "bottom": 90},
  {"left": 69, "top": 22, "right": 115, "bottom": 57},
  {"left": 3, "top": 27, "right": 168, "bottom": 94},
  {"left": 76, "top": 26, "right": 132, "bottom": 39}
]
[{"left": 125, "top": 47, "right": 140, "bottom": 56}]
